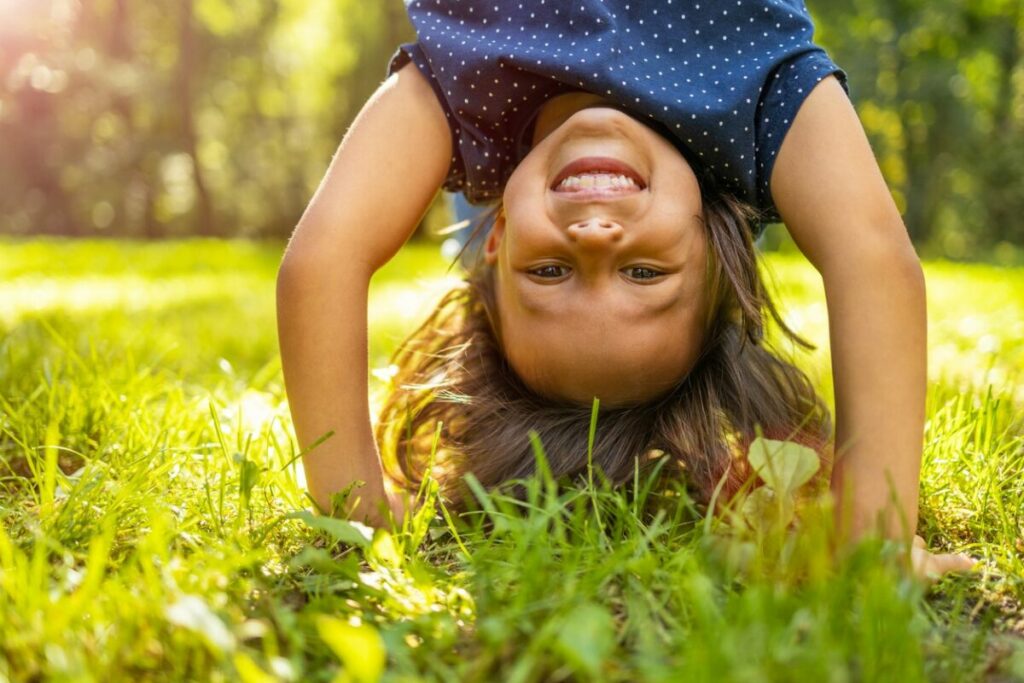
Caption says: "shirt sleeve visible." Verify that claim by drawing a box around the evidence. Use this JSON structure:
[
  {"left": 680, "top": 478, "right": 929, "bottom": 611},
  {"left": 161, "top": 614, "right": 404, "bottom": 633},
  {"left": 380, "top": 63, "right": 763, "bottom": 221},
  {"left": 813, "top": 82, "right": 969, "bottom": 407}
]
[{"left": 754, "top": 48, "right": 850, "bottom": 224}]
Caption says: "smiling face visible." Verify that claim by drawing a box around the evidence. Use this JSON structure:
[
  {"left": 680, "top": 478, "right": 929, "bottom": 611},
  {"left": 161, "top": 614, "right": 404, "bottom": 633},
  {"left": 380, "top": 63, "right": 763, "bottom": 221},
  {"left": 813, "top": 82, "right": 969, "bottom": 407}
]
[{"left": 484, "top": 100, "right": 710, "bottom": 406}]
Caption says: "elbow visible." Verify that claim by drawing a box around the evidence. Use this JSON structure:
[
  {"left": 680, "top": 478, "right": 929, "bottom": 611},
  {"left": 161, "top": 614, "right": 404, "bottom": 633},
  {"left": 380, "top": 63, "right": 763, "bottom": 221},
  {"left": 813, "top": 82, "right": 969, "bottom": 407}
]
[
  {"left": 275, "top": 260, "right": 307, "bottom": 326},
  {"left": 819, "top": 213, "right": 924, "bottom": 291},
  {"left": 822, "top": 244, "right": 925, "bottom": 302},
  {"left": 863, "top": 233, "right": 925, "bottom": 294},
  {"left": 275, "top": 231, "right": 333, "bottom": 306},
  {"left": 276, "top": 246, "right": 307, "bottom": 308},
  {"left": 277, "top": 227, "right": 320, "bottom": 293},
  {"left": 277, "top": 224, "right": 376, "bottom": 301},
  {"left": 898, "top": 246, "right": 925, "bottom": 297}
]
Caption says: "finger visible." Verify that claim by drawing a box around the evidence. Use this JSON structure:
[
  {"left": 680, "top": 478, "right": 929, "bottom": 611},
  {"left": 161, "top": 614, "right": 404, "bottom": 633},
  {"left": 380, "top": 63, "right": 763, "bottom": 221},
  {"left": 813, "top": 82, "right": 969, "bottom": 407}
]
[
  {"left": 909, "top": 547, "right": 933, "bottom": 578},
  {"left": 931, "top": 552, "right": 976, "bottom": 574},
  {"left": 913, "top": 535, "right": 926, "bottom": 549},
  {"left": 912, "top": 551, "right": 976, "bottom": 581}
]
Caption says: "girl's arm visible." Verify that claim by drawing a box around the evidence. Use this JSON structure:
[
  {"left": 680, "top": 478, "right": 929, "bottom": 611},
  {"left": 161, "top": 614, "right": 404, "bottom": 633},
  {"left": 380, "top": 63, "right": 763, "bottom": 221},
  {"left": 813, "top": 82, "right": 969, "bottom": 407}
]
[
  {"left": 772, "top": 78, "right": 970, "bottom": 576},
  {"left": 769, "top": 76, "right": 925, "bottom": 541},
  {"left": 277, "top": 62, "right": 452, "bottom": 525}
]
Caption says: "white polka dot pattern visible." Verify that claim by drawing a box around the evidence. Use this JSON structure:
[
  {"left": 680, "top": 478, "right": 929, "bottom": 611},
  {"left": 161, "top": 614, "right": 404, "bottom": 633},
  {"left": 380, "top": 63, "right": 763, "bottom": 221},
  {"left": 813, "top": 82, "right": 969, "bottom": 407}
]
[{"left": 386, "top": 0, "right": 848, "bottom": 225}]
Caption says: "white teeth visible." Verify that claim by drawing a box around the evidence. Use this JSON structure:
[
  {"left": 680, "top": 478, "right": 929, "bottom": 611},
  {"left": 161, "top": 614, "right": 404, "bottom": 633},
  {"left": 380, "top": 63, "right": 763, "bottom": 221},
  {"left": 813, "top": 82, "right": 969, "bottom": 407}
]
[{"left": 557, "top": 173, "right": 639, "bottom": 190}]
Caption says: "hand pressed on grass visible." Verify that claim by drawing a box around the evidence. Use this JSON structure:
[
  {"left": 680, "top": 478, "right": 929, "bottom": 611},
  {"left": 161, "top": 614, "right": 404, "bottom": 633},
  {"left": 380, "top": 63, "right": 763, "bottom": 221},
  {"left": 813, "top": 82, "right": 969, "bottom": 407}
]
[
  {"left": 715, "top": 438, "right": 977, "bottom": 585},
  {"left": 910, "top": 534, "right": 976, "bottom": 582}
]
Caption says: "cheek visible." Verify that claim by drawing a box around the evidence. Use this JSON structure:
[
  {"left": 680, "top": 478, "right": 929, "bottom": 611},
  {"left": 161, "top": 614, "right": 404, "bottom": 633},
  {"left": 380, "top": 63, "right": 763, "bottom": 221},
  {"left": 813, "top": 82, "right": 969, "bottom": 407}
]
[
  {"left": 493, "top": 257, "right": 522, "bottom": 327},
  {"left": 504, "top": 150, "right": 552, "bottom": 212},
  {"left": 665, "top": 182, "right": 702, "bottom": 222},
  {"left": 501, "top": 186, "right": 550, "bottom": 256},
  {"left": 650, "top": 148, "right": 702, "bottom": 214},
  {"left": 504, "top": 155, "right": 540, "bottom": 203},
  {"left": 491, "top": 282, "right": 538, "bottom": 380}
]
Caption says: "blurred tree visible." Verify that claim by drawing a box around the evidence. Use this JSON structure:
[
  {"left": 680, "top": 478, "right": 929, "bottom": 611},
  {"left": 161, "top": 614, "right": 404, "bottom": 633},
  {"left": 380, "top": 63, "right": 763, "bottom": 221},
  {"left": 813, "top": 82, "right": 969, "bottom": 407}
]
[
  {"left": 808, "top": 0, "right": 1024, "bottom": 258},
  {"left": 0, "top": 0, "right": 420, "bottom": 239},
  {"left": 178, "top": 0, "right": 216, "bottom": 236}
]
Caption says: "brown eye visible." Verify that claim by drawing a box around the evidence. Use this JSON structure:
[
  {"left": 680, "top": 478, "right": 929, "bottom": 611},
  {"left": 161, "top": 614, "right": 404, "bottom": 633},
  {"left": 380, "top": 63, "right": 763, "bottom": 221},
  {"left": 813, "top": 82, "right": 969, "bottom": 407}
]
[
  {"left": 529, "top": 265, "right": 570, "bottom": 279},
  {"left": 624, "top": 266, "right": 663, "bottom": 280}
]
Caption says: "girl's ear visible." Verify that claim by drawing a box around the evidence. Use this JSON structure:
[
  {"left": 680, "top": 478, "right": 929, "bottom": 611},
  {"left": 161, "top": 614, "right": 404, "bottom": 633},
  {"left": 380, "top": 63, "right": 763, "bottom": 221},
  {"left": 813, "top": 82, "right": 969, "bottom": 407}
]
[{"left": 484, "top": 208, "right": 505, "bottom": 265}]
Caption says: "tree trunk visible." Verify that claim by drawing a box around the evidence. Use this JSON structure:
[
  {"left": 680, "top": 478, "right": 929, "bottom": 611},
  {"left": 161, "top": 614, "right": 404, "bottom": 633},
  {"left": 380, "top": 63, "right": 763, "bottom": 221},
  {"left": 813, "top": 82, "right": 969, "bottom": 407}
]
[
  {"left": 177, "top": 0, "right": 216, "bottom": 236},
  {"left": 108, "top": 0, "right": 153, "bottom": 237}
]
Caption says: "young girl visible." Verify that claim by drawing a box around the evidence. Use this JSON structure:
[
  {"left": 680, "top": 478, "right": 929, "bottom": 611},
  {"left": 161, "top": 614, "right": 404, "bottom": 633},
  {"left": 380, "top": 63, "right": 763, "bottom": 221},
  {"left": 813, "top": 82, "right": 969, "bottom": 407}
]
[{"left": 277, "top": 1, "right": 973, "bottom": 576}]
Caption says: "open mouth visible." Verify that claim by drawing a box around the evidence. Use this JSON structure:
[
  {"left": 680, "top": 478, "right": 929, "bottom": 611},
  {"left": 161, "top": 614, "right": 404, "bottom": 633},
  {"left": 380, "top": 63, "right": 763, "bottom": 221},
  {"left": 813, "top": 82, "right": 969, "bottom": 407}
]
[{"left": 550, "top": 156, "right": 647, "bottom": 197}]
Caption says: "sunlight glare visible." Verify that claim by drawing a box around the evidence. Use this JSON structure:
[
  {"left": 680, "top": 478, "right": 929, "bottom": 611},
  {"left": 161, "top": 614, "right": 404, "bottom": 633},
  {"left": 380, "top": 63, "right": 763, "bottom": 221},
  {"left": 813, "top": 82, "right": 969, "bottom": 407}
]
[
  {"left": 367, "top": 276, "right": 462, "bottom": 327},
  {"left": 233, "top": 389, "right": 281, "bottom": 435},
  {"left": 0, "top": 0, "right": 33, "bottom": 15}
]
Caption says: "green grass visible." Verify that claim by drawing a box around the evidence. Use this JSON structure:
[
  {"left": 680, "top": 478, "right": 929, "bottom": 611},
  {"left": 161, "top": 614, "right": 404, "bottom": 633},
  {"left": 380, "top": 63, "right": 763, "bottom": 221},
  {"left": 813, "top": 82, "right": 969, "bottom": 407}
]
[{"left": 1, "top": 238, "right": 1022, "bottom": 682}]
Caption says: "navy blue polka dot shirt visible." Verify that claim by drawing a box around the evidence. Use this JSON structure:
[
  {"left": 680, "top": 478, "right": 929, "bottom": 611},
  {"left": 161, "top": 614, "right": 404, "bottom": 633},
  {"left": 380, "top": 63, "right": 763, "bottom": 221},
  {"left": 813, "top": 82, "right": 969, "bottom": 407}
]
[{"left": 388, "top": 0, "right": 848, "bottom": 224}]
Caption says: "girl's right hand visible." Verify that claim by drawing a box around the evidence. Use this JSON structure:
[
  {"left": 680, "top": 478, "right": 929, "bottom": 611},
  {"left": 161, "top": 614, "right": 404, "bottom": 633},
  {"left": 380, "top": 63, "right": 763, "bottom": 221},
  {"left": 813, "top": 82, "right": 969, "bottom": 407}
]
[{"left": 910, "top": 534, "right": 976, "bottom": 582}]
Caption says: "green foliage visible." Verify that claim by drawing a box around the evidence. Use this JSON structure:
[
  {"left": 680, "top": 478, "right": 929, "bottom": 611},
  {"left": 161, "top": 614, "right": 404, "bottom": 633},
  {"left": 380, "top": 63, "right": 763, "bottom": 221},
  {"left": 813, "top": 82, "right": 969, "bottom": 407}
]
[
  {"left": 809, "top": 0, "right": 1024, "bottom": 260},
  {"left": 1, "top": 240, "right": 1023, "bottom": 681},
  {"left": 748, "top": 437, "right": 821, "bottom": 497},
  {"left": 316, "top": 615, "right": 386, "bottom": 683}
]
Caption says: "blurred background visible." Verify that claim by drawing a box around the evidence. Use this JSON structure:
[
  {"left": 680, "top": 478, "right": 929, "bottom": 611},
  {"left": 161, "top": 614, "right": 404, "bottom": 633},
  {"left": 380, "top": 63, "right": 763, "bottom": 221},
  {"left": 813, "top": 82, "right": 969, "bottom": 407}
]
[{"left": 0, "top": 0, "right": 1022, "bottom": 260}]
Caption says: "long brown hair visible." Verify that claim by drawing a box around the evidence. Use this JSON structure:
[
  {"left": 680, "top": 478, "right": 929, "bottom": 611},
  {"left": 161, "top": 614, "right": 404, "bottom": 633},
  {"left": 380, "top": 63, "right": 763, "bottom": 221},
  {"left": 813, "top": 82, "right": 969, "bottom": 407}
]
[{"left": 376, "top": 185, "right": 832, "bottom": 509}]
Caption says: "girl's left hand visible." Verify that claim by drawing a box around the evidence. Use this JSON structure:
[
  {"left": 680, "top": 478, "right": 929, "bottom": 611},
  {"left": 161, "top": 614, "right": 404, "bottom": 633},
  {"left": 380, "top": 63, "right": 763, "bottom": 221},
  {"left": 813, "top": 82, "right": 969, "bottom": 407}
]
[{"left": 911, "top": 535, "right": 976, "bottom": 581}]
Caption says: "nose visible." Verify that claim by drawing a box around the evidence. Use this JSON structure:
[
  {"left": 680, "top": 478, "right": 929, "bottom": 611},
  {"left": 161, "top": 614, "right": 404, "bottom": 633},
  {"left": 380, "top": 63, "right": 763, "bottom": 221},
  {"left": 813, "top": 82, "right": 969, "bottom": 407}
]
[{"left": 566, "top": 217, "right": 624, "bottom": 248}]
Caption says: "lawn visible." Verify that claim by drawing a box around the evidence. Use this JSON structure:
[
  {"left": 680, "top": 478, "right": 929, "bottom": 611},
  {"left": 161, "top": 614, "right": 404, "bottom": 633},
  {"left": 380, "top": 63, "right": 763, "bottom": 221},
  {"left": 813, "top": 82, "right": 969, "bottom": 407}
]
[{"left": 1, "top": 238, "right": 1022, "bottom": 682}]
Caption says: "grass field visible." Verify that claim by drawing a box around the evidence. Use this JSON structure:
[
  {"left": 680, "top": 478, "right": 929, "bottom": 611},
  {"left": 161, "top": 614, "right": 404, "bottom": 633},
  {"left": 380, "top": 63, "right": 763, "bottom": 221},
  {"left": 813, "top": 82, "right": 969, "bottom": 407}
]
[{"left": 1, "top": 238, "right": 1022, "bottom": 682}]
